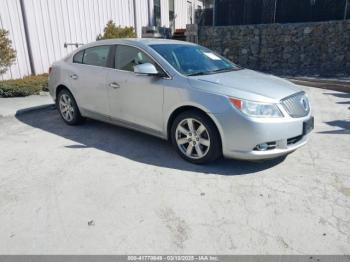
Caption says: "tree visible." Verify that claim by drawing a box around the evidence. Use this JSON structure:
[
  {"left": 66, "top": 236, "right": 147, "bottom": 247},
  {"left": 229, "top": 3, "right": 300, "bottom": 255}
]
[
  {"left": 0, "top": 29, "right": 16, "bottom": 75},
  {"left": 97, "top": 20, "right": 136, "bottom": 40}
]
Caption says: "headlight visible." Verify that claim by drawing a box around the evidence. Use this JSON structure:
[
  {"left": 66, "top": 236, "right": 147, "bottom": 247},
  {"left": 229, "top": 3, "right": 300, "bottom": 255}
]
[{"left": 230, "top": 98, "right": 283, "bottom": 118}]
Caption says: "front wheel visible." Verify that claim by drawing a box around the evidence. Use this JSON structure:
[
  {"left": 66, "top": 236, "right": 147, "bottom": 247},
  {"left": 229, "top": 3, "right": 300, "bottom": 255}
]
[{"left": 171, "top": 110, "right": 222, "bottom": 164}]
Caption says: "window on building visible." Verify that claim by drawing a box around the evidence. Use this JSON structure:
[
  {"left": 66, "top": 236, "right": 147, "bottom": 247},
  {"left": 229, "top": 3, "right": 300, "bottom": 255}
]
[
  {"left": 82, "top": 46, "right": 111, "bottom": 67},
  {"left": 154, "top": 0, "right": 161, "bottom": 26},
  {"left": 115, "top": 45, "right": 156, "bottom": 72}
]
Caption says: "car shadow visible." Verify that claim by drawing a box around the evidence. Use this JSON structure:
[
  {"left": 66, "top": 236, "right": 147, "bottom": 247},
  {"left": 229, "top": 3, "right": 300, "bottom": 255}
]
[
  {"left": 15, "top": 106, "right": 286, "bottom": 176},
  {"left": 318, "top": 120, "right": 350, "bottom": 135},
  {"left": 319, "top": 92, "right": 350, "bottom": 135},
  {"left": 323, "top": 92, "right": 350, "bottom": 105},
  {"left": 323, "top": 92, "right": 350, "bottom": 99}
]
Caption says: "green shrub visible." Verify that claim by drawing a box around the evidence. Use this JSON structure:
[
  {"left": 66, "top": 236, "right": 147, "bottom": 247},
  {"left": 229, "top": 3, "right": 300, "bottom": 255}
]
[
  {"left": 0, "top": 74, "right": 48, "bottom": 98},
  {"left": 0, "top": 29, "right": 16, "bottom": 75},
  {"left": 97, "top": 20, "right": 136, "bottom": 40}
]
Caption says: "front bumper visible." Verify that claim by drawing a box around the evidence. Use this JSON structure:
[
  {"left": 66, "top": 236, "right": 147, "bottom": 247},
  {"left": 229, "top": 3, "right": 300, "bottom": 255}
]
[
  {"left": 223, "top": 136, "right": 308, "bottom": 160},
  {"left": 212, "top": 109, "right": 313, "bottom": 160}
]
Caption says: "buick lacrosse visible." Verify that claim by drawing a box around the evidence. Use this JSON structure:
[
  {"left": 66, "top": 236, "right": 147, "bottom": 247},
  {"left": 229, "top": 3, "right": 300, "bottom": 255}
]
[{"left": 48, "top": 39, "right": 313, "bottom": 164}]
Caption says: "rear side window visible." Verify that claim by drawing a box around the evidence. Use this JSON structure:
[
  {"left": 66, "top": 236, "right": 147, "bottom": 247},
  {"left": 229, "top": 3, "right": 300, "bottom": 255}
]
[
  {"left": 73, "top": 50, "right": 84, "bottom": 63},
  {"left": 83, "top": 46, "right": 111, "bottom": 67},
  {"left": 115, "top": 45, "right": 156, "bottom": 72}
]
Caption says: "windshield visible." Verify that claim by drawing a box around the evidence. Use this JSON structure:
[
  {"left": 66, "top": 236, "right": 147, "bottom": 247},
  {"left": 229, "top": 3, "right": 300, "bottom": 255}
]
[{"left": 150, "top": 44, "right": 241, "bottom": 76}]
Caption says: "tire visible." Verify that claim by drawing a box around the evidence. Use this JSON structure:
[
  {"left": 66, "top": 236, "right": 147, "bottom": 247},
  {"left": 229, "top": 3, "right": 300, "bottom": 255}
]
[
  {"left": 56, "top": 89, "right": 84, "bottom": 125},
  {"left": 171, "top": 110, "right": 222, "bottom": 164}
]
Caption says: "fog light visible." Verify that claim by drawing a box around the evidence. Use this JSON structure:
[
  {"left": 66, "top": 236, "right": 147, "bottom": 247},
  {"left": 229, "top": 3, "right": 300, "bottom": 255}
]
[{"left": 255, "top": 143, "right": 269, "bottom": 151}]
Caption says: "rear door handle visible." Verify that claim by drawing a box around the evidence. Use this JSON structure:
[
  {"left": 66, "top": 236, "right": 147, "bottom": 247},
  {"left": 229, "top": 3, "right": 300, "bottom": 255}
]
[
  {"left": 70, "top": 74, "right": 78, "bottom": 80},
  {"left": 109, "top": 82, "right": 120, "bottom": 89}
]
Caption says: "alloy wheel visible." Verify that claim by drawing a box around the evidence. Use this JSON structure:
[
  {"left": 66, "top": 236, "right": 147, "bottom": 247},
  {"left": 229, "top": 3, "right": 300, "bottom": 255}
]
[
  {"left": 175, "top": 118, "right": 211, "bottom": 159},
  {"left": 59, "top": 93, "right": 75, "bottom": 122}
]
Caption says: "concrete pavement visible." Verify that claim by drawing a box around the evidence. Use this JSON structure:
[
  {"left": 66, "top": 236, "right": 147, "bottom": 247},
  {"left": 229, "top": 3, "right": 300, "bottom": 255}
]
[
  {"left": 0, "top": 86, "right": 349, "bottom": 254},
  {"left": 0, "top": 93, "right": 53, "bottom": 117}
]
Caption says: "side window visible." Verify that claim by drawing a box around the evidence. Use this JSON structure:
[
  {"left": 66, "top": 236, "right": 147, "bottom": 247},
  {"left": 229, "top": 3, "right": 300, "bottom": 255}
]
[
  {"left": 73, "top": 50, "right": 84, "bottom": 63},
  {"left": 115, "top": 45, "right": 156, "bottom": 72},
  {"left": 82, "top": 46, "right": 111, "bottom": 67}
]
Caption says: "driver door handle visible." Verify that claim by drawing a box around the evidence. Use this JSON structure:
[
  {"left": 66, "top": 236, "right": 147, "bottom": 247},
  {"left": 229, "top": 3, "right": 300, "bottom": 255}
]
[
  {"left": 70, "top": 74, "right": 78, "bottom": 80},
  {"left": 109, "top": 82, "right": 120, "bottom": 89}
]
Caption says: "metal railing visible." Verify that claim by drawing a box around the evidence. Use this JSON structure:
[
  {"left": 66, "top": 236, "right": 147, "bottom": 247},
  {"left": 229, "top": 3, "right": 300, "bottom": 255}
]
[
  {"left": 195, "top": 0, "right": 349, "bottom": 26},
  {"left": 64, "top": 42, "right": 84, "bottom": 48}
]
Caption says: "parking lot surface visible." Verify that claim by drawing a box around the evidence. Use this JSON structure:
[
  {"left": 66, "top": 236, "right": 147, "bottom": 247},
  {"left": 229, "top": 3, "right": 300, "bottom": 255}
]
[{"left": 0, "top": 86, "right": 349, "bottom": 254}]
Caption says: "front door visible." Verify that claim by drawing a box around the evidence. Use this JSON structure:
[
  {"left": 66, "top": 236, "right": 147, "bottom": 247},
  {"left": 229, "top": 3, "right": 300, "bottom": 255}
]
[{"left": 106, "top": 45, "right": 165, "bottom": 133}]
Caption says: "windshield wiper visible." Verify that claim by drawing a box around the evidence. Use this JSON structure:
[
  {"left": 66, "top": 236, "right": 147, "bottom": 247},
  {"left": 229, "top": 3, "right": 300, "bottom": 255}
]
[
  {"left": 210, "top": 68, "right": 236, "bottom": 73},
  {"left": 187, "top": 71, "right": 209, "bottom": 76},
  {"left": 187, "top": 67, "right": 239, "bottom": 76}
]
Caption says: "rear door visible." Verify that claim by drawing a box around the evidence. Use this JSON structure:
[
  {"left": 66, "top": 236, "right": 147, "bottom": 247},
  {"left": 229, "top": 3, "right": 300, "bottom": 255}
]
[
  {"left": 106, "top": 45, "right": 165, "bottom": 133},
  {"left": 69, "top": 45, "right": 113, "bottom": 116}
]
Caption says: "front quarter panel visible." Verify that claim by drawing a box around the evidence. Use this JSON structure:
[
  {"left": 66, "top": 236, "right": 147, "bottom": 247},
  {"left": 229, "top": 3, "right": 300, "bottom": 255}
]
[{"left": 163, "top": 75, "right": 231, "bottom": 138}]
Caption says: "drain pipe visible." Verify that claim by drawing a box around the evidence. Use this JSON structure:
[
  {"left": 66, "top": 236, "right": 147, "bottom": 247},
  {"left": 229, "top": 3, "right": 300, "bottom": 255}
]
[
  {"left": 19, "top": 0, "right": 35, "bottom": 75},
  {"left": 344, "top": 0, "right": 348, "bottom": 20},
  {"left": 148, "top": 0, "right": 152, "bottom": 26},
  {"left": 273, "top": 0, "right": 278, "bottom": 23},
  {"left": 133, "top": 0, "right": 138, "bottom": 37},
  {"left": 212, "top": 0, "right": 216, "bottom": 26}
]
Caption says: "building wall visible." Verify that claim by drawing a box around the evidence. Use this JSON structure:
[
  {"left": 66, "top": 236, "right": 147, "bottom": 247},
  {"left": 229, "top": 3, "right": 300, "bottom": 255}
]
[
  {"left": 0, "top": 0, "right": 201, "bottom": 80},
  {"left": 0, "top": 0, "right": 31, "bottom": 80},
  {"left": 175, "top": 0, "right": 203, "bottom": 29},
  {"left": 197, "top": 20, "right": 350, "bottom": 76}
]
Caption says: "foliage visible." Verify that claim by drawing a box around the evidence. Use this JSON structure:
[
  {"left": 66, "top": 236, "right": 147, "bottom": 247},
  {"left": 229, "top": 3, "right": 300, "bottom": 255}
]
[
  {"left": 0, "top": 29, "right": 16, "bottom": 75},
  {"left": 97, "top": 20, "right": 136, "bottom": 40},
  {"left": 0, "top": 74, "right": 48, "bottom": 97}
]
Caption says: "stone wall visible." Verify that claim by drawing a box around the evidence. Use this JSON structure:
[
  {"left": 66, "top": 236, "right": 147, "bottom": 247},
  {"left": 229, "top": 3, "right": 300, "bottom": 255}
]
[{"left": 193, "top": 20, "right": 350, "bottom": 76}]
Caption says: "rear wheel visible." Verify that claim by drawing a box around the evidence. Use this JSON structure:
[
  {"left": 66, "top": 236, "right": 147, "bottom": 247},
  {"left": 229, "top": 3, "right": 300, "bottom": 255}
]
[
  {"left": 171, "top": 110, "right": 222, "bottom": 164},
  {"left": 57, "top": 89, "right": 84, "bottom": 125}
]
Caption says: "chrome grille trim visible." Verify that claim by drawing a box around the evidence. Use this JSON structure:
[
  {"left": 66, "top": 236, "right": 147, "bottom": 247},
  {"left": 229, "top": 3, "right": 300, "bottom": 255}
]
[{"left": 281, "top": 92, "right": 310, "bottom": 118}]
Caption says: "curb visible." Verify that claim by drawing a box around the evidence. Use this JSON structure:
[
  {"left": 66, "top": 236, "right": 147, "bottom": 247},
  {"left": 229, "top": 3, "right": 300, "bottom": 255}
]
[
  {"left": 0, "top": 104, "right": 56, "bottom": 118},
  {"left": 14, "top": 104, "right": 55, "bottom": 117},
  {"left": 288, "top": 78, "right": 350, "bottom": 93},
  {"left": 0, "top": 103, "right": 55, "bottom": 118}
]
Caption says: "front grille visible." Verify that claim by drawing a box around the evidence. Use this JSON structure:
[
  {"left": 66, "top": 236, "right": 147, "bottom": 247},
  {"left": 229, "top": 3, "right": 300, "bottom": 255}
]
[{"left": 281, "top": 92, "right": 310, "bottom": 118}]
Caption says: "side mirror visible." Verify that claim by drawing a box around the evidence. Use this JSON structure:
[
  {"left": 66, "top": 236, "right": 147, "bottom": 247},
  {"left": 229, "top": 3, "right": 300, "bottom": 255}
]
[{"left": 133, "top": 63, "right": 159, "bottom": 76}]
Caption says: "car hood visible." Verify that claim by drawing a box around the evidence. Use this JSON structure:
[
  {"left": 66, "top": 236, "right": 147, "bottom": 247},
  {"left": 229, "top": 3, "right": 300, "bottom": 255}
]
[{"left": 189, "top": 69, "right": 301, "bottom": 101}]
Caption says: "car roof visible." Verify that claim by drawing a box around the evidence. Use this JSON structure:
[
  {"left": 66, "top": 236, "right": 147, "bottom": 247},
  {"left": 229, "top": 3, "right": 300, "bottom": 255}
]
[{"left": 81, "top": 38, "right": 196, "bottom": 49}]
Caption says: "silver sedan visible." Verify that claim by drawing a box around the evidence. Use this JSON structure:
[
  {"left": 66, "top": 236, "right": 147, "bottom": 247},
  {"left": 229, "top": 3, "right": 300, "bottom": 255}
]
[{"left": 48, "top": 39, "right": 314, "bottom": 164}]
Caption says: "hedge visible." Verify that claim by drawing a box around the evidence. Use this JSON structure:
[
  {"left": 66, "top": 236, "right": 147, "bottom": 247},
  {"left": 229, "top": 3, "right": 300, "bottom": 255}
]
[{"left": 0, "top": 74, "right": 48, "bottom": 98}]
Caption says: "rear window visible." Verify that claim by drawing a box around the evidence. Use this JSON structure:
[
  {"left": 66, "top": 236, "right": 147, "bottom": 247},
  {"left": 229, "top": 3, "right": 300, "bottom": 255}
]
[
  {"left": 83, "top": 46, "right": 111, "bottom": 67},
  {"left": 73, "top": 46, "right": 111, "bottom": 67}
]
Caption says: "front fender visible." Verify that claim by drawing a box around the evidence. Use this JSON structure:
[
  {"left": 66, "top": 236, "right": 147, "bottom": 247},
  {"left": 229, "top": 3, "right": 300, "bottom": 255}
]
[{"left": 163, "top": 80, "right": 230, "bottom": 140}]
